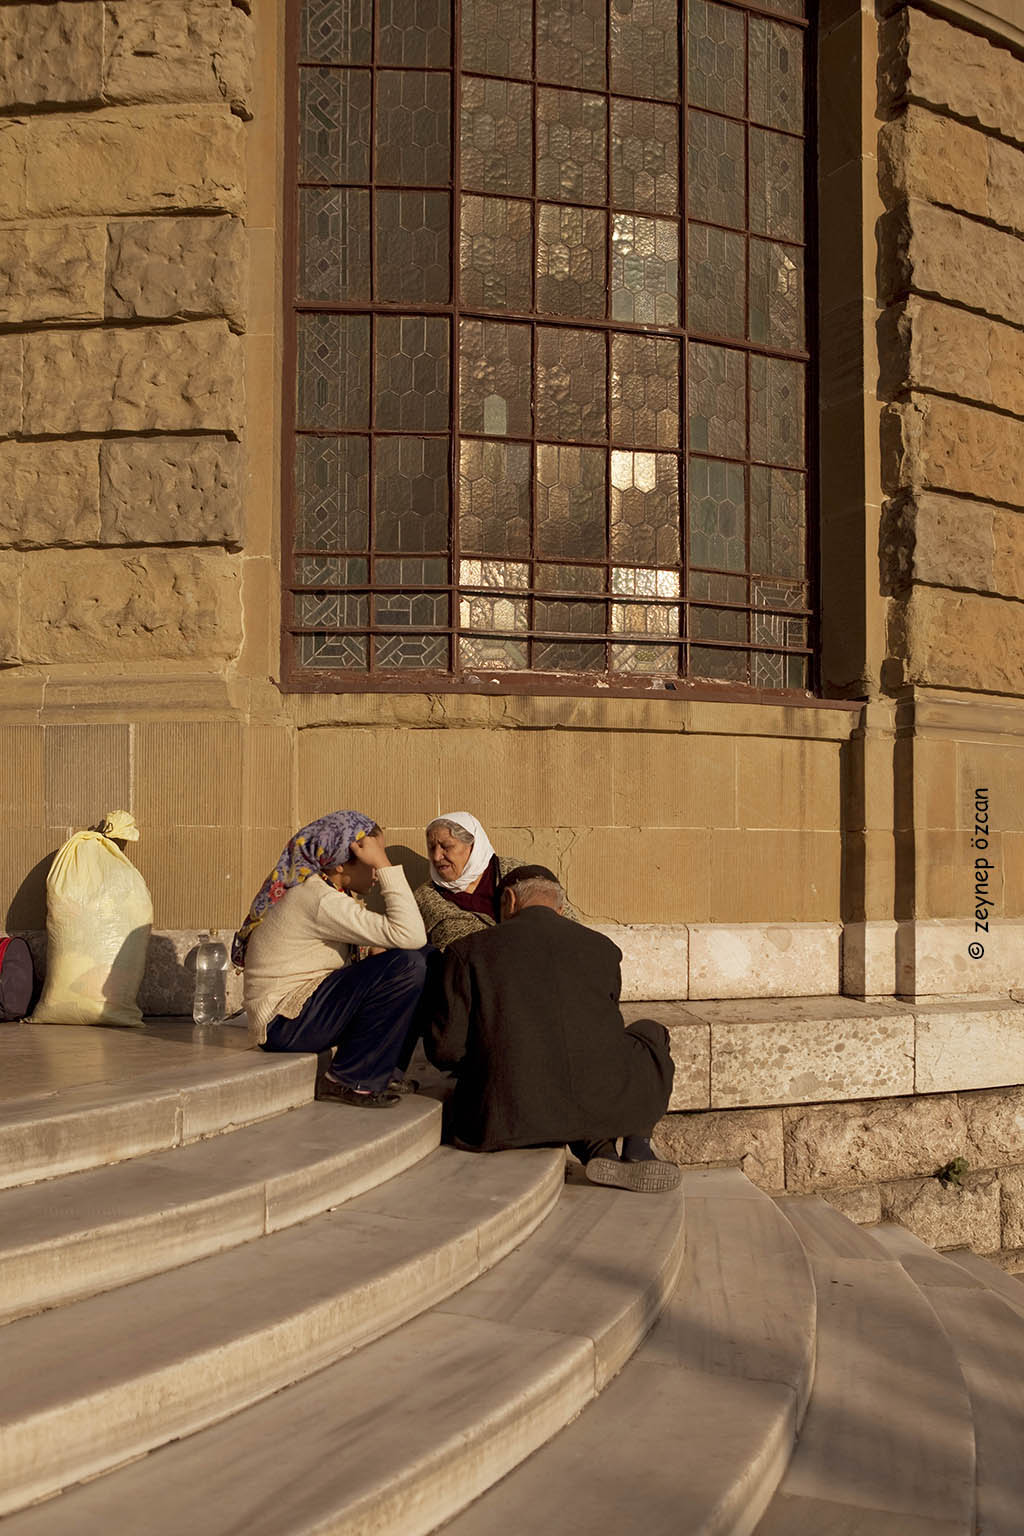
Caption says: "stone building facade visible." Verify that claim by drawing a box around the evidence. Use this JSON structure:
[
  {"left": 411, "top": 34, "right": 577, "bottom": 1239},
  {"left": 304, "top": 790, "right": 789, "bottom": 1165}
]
[{"left": 2, "top": 0, "right": 1024, "bottom": 1260}]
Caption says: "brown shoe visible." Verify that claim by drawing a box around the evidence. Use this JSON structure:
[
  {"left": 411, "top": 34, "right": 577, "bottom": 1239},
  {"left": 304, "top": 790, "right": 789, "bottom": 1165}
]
[
  {"left": 585, "top": 1156, "right": 681, "bottom": 1193},
  {"left": 316, "top": 1077, "right": 400, "bottom": 1108}
]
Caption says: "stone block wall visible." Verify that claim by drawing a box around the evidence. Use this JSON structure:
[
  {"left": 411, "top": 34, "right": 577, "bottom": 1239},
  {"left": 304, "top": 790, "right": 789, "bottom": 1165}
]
[{"left": 0, "top": 0, "right": 252, "bottom": 671}]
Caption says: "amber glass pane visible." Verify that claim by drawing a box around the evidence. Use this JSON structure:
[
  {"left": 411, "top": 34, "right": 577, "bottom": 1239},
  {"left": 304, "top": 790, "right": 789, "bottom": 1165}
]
[
  {"left": 686, "top": 223, "right": 745, "bottom": 339},
  {"left": 535, "top": 329, "right": 607, "bottom": 442},
  {"left": 374, "top": 315, "right": 450, "bottom": 432},
  {"left": 299, "top": 68, "right": 371, "bottom": 183},
  {"left": 376, "top": 191, "right": 450, "bottom": 304},
  {"left": 459, "top": 594, "right": 529, "bottom": 631},
  {"left": 378, "top": 0, "right": 450, "bottom": 66},
  {"left": 611, "top": 642, "right": 677, "bottom": 674},
  {"left": 749, "top": 240, "right": 804, "bottom": 350},
  {"left": 610, "top": 99, "right": 679, "bottom": 216},
  {"left": 461, "top": 0, "right": 532, "bottom": 78},
  {"left": 375, "top": 72, "right": 451, "bottom": 186},
  {"left": 750, "top": 355, "right": 805, "bottom": 469},
  {"left": 535, "top": 562, "right": 605, "bottom": 592},
  {"left": 300, "top": 0, "right": 372, "bottom": 64},
  {"left": 536, "top": 90, "right": 607, "bottom": 206},
  {"left": 687, "top": 343, "right": 746, "bottom": 458},
  {"left": 687, "top": 0, "right": 745, "bottom": 116},
  {"left": 294, "top": 436, "right": 369, "bottom": 551},
  {"left": 460, "top": 636, "right": 528, "bottom": 668},
  {"left": 298, "top": 188, "right": 370, "bottom": 302},
  {"left": 461, "top": 77, "right": 532, "bottom": 196},
  {"left": 296, "top": 313, "right": 370, "bottom": 429},
  {"left": 609, "top": 451, "right": 680, "bottom": 564},
  {"left": 749, "top": 128, "right": 803, "bottom": 244},
  {"left": 374, "top": 437, "right": 449, "bottom": 551},
  {"left": 460, "top": 557, "right": 529, "bottom": 588},
  {"left": 610, "top": 0, "right": 679, "bottom": 100},
  {"left": 459, "top": 439, "right": 532, "bottom": 555},
  {"left": 750, "top": 466, "right": 805, "bottom": 577},
  {"left": 687, "top": 110, "right": 745, "bottom": 229},
  {"left": 536, "top": 204, "right": 607, "bottom": 319},
  {"left": 688, "top": 456, "right": 746, "bottom": 570},
  {"left": 459, "top": 319, "right": 532, "bottom": 437},
  {"left": 610, "top": 334, "right": 679, "bottom": 448},
  {"left": 535, "top": 444, "right": 607, "bottom": 557},
  {"left": 611, "top": 214, "right": 678, "bottom": 326},
  {"left": 690, "top": 645, "right": 749, "bottom": 682},
  {"left": 537, "top": 0, "right": 606, "bottom": 87},
  {"left": 534, "top": 641, "right": 606, "bottom": 671},
  {"left": 689, "top": 603, "right": 745, "bottom": 643},
  {"left": 749, "top": 18, "right": 803, "bottom": 134},
  {"left": 535, "top": 597, "right": 607, "bottom": 633},
  {"left": 460, "top": 195, "right": 533, "bottom": 313}
]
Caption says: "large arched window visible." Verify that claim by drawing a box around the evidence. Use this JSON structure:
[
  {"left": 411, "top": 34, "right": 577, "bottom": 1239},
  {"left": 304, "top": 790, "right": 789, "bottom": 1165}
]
[{"left": 284, "top": 0, "right": 811, "bottom": 693}]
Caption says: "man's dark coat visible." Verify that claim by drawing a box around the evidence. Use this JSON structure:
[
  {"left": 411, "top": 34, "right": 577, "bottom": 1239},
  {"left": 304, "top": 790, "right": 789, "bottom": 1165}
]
[{"left": 427, "top": 904, "right": 674, "bottom": 1153}]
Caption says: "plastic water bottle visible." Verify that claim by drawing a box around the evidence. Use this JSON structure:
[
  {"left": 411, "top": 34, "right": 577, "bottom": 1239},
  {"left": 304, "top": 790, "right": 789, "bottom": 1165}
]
[{"left": 193, "top": 933, "right": 228, "bottom": 1025}]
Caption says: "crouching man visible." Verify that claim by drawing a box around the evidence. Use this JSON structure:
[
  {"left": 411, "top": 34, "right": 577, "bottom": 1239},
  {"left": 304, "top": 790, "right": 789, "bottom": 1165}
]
[{"left": 426, "top": 864, "right": 680, "bottom": 1193}]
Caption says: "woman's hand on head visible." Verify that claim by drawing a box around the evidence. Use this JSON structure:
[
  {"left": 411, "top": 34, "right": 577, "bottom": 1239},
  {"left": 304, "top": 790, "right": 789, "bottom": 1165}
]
[{"left": 349, "top": 832, "right": 392, "bottom": 869}]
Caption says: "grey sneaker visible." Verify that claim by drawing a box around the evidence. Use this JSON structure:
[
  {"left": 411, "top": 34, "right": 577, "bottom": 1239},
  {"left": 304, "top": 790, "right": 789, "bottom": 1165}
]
[{"left": 585, "top": 1156, "right": 681, "bottom": 1193}]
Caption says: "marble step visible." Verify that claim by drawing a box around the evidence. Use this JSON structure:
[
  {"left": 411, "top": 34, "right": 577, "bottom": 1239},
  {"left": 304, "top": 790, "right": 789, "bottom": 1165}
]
[
  {"left": 752, "top": 1198, "right": 976, "bottom": 1536},
  {"left": 870, "top": 1222, "right": 1024, "bottom": 1536},
  {"left": 442, "top": 1168, "right": 816, "bottom": 1536},
  {"left": 0, "top": 1177, "right": 685, "bottom": 1536},
  {"left": 942, "top": 1246, "right": 1024, "bottom": 1319},
  {"left": 0, "top": 1022, "right": 316, "bottom": 1191},
  {"left": 0, "top": 1144, "right": 564, "bottom": 1518},
  {"left": 0, "top": 1095, "right": 442, "bottom": 1324}
]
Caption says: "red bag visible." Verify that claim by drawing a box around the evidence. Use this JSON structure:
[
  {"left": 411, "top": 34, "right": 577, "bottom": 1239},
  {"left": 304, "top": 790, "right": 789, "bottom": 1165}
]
[{"left": 0, "top": 937, "right": 35, "bottom": 1022}]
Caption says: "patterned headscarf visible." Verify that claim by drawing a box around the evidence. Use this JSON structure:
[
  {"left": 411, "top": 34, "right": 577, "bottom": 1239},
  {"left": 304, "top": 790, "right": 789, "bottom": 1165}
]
[{"left": 232, "top": 810, "right": 377, "bottom": 965}]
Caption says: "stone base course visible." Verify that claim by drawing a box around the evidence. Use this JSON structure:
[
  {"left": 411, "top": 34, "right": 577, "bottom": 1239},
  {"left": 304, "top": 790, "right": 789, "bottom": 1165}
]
[{"left": 881, "top": 1169, "right": 1001, "bottom": 1251}]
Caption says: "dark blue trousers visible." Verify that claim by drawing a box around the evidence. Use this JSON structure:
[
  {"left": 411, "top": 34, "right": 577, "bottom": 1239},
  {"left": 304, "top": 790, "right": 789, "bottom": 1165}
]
[{"left": 263, "top": 948, "right": 428, "bottom": 1093}]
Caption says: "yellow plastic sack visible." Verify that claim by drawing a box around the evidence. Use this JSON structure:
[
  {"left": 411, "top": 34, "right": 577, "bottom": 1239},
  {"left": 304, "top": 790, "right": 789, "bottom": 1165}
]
[{"left": 30, "top": 823, "right": 154, "bottom": 1028}]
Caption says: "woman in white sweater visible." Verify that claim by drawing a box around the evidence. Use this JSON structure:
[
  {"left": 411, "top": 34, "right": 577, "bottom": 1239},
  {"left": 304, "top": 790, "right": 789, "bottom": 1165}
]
[{"left": 233, "top": 810, "right": 427, "bottom": 1108}]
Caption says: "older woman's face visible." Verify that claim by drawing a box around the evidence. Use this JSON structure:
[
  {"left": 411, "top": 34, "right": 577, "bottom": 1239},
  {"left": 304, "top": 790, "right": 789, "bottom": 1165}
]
[{"left": 427, "top": 829, "right": 473, "bottom": 881}]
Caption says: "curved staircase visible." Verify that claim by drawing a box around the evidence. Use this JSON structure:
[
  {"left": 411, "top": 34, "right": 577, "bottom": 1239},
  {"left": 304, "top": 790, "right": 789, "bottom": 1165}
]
[{"left": 2, "top": 1020, "right": 1024, "bottom": 1534}]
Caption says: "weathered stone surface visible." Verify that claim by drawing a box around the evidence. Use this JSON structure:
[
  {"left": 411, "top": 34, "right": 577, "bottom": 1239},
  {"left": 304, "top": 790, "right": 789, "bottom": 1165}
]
[
  {"left": 706, "top": 1001, "right": 913, "bottom": 1109},
  {"left": 0, "top": 222, "right": 105, "bottom": 325},
  {"left": 898, "top": 918, "right": 1024, "bottom": 999},
  {"left": 653, "top": 1106, "right": 784, "bottom": 1191},
  {"left": 988, "top": 138, "right": 1024, "bottom": 234},
  {"left": 1000, "top": 1167, "right": 1024, "bottom": 1249},
  {"left": 0, "top": 552, "right": 23, "bottom": 663},
  {"left": 99, "top": 438, "right": 243, "bottom": 546},
  {"left": 886, "top": 492, "right": 1024, "bottom": 602},
  {"left": 881, "top": 1170, "right": 1001, "bottom": 1252},
  {"left": 879, "top": 202, "right": 1024, "bottom": 330},
  {"left": 688, "top": 923, "right": 840, "bottom": 999},
  {"left": 621, "top": 1002, "right": 710, "bottom": 1111},
  {"left": 21, "top": 320, "right": 243, "bottom": 436},
  {"left": 105, "top": 215, "right": 246, "bottom": 328},
  {"left": 878, "top": 108, "right": 989, "bottom": 219},
  {"left": 822, "top": 1185, "right": 882, "bottom": 1225},
  {"left": 8, "top": 108, "right": 244, "bottom": 220},
  {"left": 880, "top": 8, "right": 1024, "bottom": 150},
  {"left": 892, "top": 585, "right": 1024, "bottom": 695},
  {"left": 103, "top": 2, "right": 254, "bottom": 119},
  {"left": 18, "top": 548, "right": 242, "bottom": 663},
  {"left": 0, "top": 442, "right": 101, "bottom": 547},
  {"left": 884, "top": 395, "right": 1024, "bottom": 509},
  {"left": 783, "top": 1093, "right": 968, "bottom": 1193},
  {"left": 584, "top": 922, "right": 689, "bottom": 1001},
  {"left": 0, "top": 336, "right": 23, "bottom": 436},
  {"left": 882, "top": 297, "right": 1024, "bottom": 417},
  {"left": 0, "top": 3, "right": 103, "bottom": 109},
  {"left": 963, "top": 1086, "right": 1024, "bottom": 1168},
  {"left": 916, "top": 1002, "right": 1024, "bottom": 1094}
]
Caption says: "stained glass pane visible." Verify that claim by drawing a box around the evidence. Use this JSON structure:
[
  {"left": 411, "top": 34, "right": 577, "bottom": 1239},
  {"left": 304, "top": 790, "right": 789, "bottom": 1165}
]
[
  {"left": 375, "top": 437, "right": 449, "bottom": 551},
  {"left": 376, "top": 191, "right": 450, "bottom": 303},
  {"left": 609, "top": 451, "right": 680, "bottom": 564},
  {"left": 750, "top": 356, "right": 805, "bottom": 468},
  {"left": 300, "top": 0, "right": 372, "bottom": 64},
  {"left": 749, "top": 129, "right": 803, "bottom": 245},
  {"left": 296, "top": 313, "right": 370, "bottom": 429},
  {"left": 687, "top": 0, "right": 745, "bottom": 116},
  {"left": 690, "top": 646, "right": 748, "bottom": 682},
  {"left": 374, "top": 591, "right": 449, "bottom": 625},
  {"left": 537, "top": 0, "right": 606, "bottom": 86},
  {"left": 686, "top": 223, "right": 745, "bottom": 338},
  {"left": 298, "top": 634, "right": 369, "bottom": 669},
  {"left": 460, "top": 595, "right": 529, "bottom": 630},
  {"left": 749, "top": 466, "right": 804, "bottom": 576},
  {"left": 378, "top": 0, "right": 451, "bottom": 66},
  {"left": 459, "top": 439, "right": 532, "bottom": 555},
  {"left": 688, "top": 457, "right": 746, "bottom": 570},
  {"left": 535, "top": 444, "right": 607, "bottom": 557},
  {"left": 536, "top": 204, "right": 607, "bottom": 319},
  {"left": 460, "top": 637, "right": 528, "bottom": 668},
  {"left": 459, "top": 319, "right": 532, "bottom": 437},
  {"left": 295, "top": 555, "right": 368, "bottom": 586},
  {"left": 611, "top": 334, "right": 679, "bottom": 448},
  {"left": 460, "top": 558, "right": 530, "bottom": 587},
  {"left": 294, "top": 436, "right": 369, "bottom": 550},
  {"left": 460, "top": 196, "right": 532, "bottom": 312},
  {"left": 534, "top": 642, "right": 605, "bottom": 671},
  {"left": 749, "top": 240, "right": 804, "bottom": 349},
  {"left": 749, "top": 18, "right": 803, "bottom": 134},
  {"left": 375, "top": 315, "right": 450, "bottom": 432},
  {"left": 753, "top": 650, "right": 785, "bottom": 688},
  {"left": 299, "top": 68, "right": 370, "bottom": 183},
  {"left": 298, "top": 189, "right": 370, "bottom": 302},
  {"left": 611, "top": 642, "right": 677, "bottom": 674},
  {"left": 461, "top": 0, "right": 532, "bottom": 78},
  {"left": 535, "top": 597, "right": 607, "bottom": 632},
  {"left": 610, "top": 0, "right": 679, "bottom": 100},
  {"left": 687, "top": 110, "right": 745, "bottom": 229},
  {"left": 536, "top": 562, "right": 605, "bottom": 591},
  {"left": 611, "top": 600, "right": 678, "bottom": 636},
  {"left": 610, "top": 99, "right": 679, "bottom": 216},
  {"left": 687, "top": 343, "right": 746, "bottom": 458},
  {"left": 376, "top": 557, "right": 448, "bottom": 584},
  {"left": 461, "top": 77, "right": 532, "bottom": 196},
  {"left": 375, "top": 71, "right": 450, "bottom": 186},
  {"left": 689, "top": 604, "right": 746, "bottom": 642},
  {"left": 295, "top": 591, "right": 368, "bottom": 627},
  {"left": 611, "top": 214, "right": 678, "bottom": 325},
  {"left": 536, "top": 328, "right": 606, "bottom": 442},
  {"left": 376, "top": 633, "right": 449, "bottom": 668},
  {"left": 611, "top": 567, "right": 679, "bottom": 596},
  {"left": 537, "top": 90, "right": 607, "bottom": 206}
]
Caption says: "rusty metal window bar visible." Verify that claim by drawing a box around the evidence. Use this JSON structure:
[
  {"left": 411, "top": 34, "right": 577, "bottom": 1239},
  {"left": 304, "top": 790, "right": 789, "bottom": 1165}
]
[{"left": 283, "top": 0, "right": 813, "bottom": 694}]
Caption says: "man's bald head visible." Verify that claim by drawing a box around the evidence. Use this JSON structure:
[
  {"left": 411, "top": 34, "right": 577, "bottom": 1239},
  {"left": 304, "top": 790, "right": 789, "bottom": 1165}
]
[{"left": 497, "top": 864, "right": 565, "bottom": 919}]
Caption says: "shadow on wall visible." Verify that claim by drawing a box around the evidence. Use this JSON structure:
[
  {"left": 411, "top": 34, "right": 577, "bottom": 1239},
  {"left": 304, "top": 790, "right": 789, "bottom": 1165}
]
[
  {"left": 365, "top": 844, "right": 432, "bottom": 915},
  {"left": 6, "top": 849, "right": 58, "bottom": 931}
]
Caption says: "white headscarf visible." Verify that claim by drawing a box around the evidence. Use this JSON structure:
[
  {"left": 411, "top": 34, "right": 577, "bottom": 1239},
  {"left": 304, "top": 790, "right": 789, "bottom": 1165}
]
[{"left": 428, "top": 811, "right": 497, "bottom": 892}]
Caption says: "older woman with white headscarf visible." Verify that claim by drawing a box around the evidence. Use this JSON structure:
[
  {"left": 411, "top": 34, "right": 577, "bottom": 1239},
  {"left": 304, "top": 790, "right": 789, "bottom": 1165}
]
[{"left": 415, "top": 812, "right": 576, "bottom": 950}]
